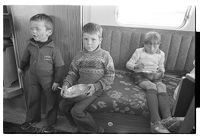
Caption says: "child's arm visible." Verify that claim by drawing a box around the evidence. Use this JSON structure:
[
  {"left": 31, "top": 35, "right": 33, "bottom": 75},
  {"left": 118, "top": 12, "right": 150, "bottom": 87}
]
[
  {"left": 52, "top": 48, "right": 65, "bottom": 82},
  {"left": 157, "top": 52, "right": 165, "bottom": 74},
  {"left": 93, "top": 52, "right": 115, "bottom": 94},
  {"left": 62, "top": 57, "right": 80, "bottom": 88},
  {"left": 126, "top": 49, "right": 140, "bottom": 71},
  {"left": 153, "top": 52, "right": 165, "bottom": 79},
  {"left": 52, "top": 66, "right": 65, "bottom": 91},
  {"left": 19, "top": 45, "right": 31, "bottom": 72},
  {"left": 52, "top": 48, "right": 65, "bottom": 91}
]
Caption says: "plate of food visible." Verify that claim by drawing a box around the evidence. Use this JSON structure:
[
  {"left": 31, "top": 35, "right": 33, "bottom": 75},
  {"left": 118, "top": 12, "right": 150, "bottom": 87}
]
[
  {"left": 59, "top": 84, "right": 91, "bottom": 98},
  {"left": 134, "top": 69, "right": 155, "bottom": 73},
  {"left": 141, "top": 70, "right": 153, "bottom": 73}
]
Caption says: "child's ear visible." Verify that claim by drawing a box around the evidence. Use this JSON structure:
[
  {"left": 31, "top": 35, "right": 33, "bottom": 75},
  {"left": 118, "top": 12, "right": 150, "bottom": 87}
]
[
  {"left": 99, "top": 37, "right": 103, "bottom": 43},
  {"left": 47, "top": 30, "right": 53, "bottom": 36}
]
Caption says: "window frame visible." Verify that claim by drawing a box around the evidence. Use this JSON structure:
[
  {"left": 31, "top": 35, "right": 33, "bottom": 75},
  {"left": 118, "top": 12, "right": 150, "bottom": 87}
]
[{"left": 115, "top": 5, "right": 193, "bottom": 29}]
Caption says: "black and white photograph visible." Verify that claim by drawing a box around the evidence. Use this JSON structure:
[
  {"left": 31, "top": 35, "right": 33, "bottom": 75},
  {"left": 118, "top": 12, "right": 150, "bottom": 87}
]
[{"left": 2, "top": 0, "right": 198, "bottom": 134}]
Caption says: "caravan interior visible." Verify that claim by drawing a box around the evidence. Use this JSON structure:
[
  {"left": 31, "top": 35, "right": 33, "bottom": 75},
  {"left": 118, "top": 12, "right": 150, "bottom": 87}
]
[{"left": 3, "top": 4, "right": 196, "bottom": 134}]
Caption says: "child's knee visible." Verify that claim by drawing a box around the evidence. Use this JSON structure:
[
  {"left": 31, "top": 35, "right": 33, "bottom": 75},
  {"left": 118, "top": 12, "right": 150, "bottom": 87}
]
[
  {"left": 71, "top": 106, "right": 84, "bottom": 117},
  {"left": 156, "top": 82, "right": 167, "bottom": 93},
  {"left": 147, "top": 84, "right": 157, "bottom": 90},
  {"left": 157, "top": 89, "right": 167, "bottom": 93},
  {"left": 145, "top": 84, "right": 157, "bottom": 90},
  {"left": 139, "top": 81, "right": 157, "bottom": 90}
]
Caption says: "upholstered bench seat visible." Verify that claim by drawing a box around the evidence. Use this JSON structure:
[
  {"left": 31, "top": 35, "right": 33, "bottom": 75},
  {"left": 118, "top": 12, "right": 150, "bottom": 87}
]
[{"left": 88, "top": 70, "right": 181, "bottom": 118}]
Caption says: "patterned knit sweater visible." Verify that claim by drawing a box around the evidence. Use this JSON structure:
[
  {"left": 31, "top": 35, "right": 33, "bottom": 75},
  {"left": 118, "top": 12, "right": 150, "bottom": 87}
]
[{"left": 63, "top": 46, "right": 115, "bottom": 93}]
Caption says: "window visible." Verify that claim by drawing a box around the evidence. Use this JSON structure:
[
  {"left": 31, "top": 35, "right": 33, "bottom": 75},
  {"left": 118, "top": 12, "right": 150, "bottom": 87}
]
[{"left": 116, "top": 4, "right": 192, "bottom": 28}]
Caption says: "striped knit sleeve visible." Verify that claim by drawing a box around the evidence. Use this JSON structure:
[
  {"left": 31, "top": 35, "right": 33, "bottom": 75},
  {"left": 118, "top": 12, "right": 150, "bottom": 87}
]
[
  {"left": 62, "top": 56, "right": 80, "bottom": 88},
  {"left": 95, "top": 52, "right": 115, "bottom": 91}
]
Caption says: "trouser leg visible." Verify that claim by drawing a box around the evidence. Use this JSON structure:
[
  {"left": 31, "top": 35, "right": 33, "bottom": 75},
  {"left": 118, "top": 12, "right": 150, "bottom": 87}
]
[
  {"left": 158, "top": 93, "right": 171, "bottom": 119},
  {"left": 71, "top": 95, "right": 98, "bottom": 133},
  {"left": 41, "top": 77, "right": 58, "bottom": 126},
  {"left": 59, "top": 99, "right": 77, "bottom": 127},
  {"left": 139, "top": 80, "right": 161, "bottom": 123},
  {"left": 156, "top": 82, "right": 171, "bottom": 119},
  {"left": 25, "top": 74, "right": 41, "bottom": 122},
  {"left": 146, "top": 89, "right": 161, "bottom": 123}
]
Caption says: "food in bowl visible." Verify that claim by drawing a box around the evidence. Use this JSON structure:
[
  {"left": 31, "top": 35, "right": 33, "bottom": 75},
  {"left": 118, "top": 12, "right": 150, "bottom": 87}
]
[{"left": 62, "top": 84, "right": 91, "bottom": 98}]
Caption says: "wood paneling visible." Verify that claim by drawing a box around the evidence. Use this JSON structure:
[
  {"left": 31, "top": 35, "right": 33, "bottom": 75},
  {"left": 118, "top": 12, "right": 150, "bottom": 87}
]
[
  {"left": 184, "top": 37, "right": 195, "bottom": 71},
  {"left": 166, "top": 34, "right": 182, "bottom": 71},
  {"left": 175, "top": 36, "right": 192, "bottom": 71},
  {"left": 101, "top": 29, "right": 112, "bottom": 52},
  {"left": 110, "top": 31, "right": 121, "bottom": 67},
  {"left": 119, "top": 31, "right": 132, "bottom": 69}
]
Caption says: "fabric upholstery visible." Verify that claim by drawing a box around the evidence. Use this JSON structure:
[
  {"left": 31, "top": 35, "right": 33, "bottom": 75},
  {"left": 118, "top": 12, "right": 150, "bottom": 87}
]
[{"left": 88, "top": 70, "right": 181, "bottom": 118}]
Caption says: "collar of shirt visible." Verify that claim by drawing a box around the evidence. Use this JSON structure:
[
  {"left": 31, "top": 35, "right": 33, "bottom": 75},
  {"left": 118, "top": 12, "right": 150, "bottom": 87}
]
[
  {"left": 83, "top": 45, "right": 101, "bottom": 54},
  {"left": 30, "top": 37, "right": 53, "bottom": 48}
]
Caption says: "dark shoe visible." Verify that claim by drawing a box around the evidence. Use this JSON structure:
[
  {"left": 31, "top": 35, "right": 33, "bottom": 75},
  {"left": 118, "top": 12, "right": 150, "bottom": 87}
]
[
  {"left": 27, "top": 126, "right": 39, "bottom": 133},
  {"left": 69, "top": 126, "right": 78, "bottom": 134},
  {"left": 20, "top": 122, "right": 33, "bottom": 130},
  {"left": 161, "top": 117, "right": 184, "bottom": 133},
  {"left": 150, "top": 121, "right": 170, "bottom": 133},
  {"left": 40, "top": 126, "right": 55, "bottom": 133},
  {"left": 97, "top": 126, "right": 104, "bottom": 134}
]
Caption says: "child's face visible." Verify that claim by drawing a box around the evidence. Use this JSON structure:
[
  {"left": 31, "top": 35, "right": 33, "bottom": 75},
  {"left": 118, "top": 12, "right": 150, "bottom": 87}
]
[
  {"left": 83, "top": 32, "right": 102, "bottom": 52},
  {"left": 144, "top": 40, "right": 160, "bottom": 54},
  {"left": 29, "top": 20, "right": 52, "bottom": 42}
]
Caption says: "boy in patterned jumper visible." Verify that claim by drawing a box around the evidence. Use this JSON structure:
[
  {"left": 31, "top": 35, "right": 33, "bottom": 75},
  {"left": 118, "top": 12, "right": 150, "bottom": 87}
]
[
  {"left": 126, "top": 31, "right": 183, "bottom": 133},
  {"left": 59, "top": 23, "right": 115, "bottom": 133}
]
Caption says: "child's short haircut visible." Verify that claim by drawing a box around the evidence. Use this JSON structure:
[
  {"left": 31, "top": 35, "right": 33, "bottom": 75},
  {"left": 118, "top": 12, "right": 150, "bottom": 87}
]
[
  {"left": 82, "top": 23, "right": 103, "bottom": 38},
  {"left": 144, "top": 31, "right": 161, "bottom": 44},
  {"left": 30, "top": 13, "right": 54, "bottom": 31}
]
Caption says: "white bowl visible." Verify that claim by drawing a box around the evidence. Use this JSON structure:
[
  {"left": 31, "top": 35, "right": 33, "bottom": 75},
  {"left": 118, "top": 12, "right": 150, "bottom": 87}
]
[{"left": 62, "top": 84, "right": 90, "bottom": 98}]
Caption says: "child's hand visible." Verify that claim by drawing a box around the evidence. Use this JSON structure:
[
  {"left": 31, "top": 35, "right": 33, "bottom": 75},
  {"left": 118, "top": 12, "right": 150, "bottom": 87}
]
[
  {"left": 134, "top": 63, "right": 144, "bottom": 71},
  {"left": 52, "top": 82, "right": 60, "bottom": 91},
  {"left": 145, "top": 73, "right": 154, "bottom": 80},
  {"left": 153, "top": 72, "right": 163, "bottom": 80},
  {"left": 18, "top": 68, "right": 23, "bottom": 76},
  {"left": 85, "top": 84, "right": 95, "bottom": 96},
  {"left": 157, "top": 68, "right": 164, "bottom": 73},
  {"left": 60, "top": 85, "right": 68, "bottom": 97}
]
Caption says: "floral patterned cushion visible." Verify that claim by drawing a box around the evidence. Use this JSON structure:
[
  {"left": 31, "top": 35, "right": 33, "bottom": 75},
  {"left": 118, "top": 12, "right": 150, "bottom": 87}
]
[{"left": 88, "top": 70, "right": 181, "bottom": 118}]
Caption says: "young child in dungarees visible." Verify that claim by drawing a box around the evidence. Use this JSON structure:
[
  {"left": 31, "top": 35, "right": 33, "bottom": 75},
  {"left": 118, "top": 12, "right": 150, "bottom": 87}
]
[
  {"left": 18, "top": 13, "right": 65, "bottom": 133},
  {"left": 59, "top": 23, "right": 115, "bottom": 133},
  {"left": 126, "top": 31, "right": 183, "bottom": 133}
]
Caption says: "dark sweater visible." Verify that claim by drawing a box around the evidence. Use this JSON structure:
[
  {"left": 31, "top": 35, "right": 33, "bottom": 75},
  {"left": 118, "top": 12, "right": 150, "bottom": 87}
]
[{"left": 20, "top": 38, "right": 65, "bottom": 83}]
